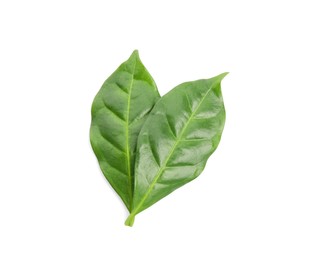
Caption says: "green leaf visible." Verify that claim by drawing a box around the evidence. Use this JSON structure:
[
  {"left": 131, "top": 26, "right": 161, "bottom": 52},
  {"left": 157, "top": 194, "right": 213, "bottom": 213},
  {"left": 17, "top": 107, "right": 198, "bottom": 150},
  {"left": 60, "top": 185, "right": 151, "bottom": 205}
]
[
  {"left": 125, "top": 73, "right": 227, "bottom": 226},
  {"left": 90, "top": 50, "right": 160, "bottom": 212}
]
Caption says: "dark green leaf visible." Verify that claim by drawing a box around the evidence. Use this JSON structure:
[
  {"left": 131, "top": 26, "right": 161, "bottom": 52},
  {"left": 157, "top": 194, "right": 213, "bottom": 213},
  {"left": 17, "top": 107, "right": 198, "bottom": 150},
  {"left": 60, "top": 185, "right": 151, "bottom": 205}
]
[
  {"left": 125, "top": 73, "right": 227, "bottom": 226},
  {"left": 90, "top": 50, "right": 160, "bottom": 211}
]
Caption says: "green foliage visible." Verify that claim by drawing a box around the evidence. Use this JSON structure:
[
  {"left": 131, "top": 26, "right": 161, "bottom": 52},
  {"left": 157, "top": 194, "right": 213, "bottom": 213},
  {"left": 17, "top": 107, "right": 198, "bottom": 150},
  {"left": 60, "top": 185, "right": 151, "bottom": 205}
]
[
  {"left": 90, "top": 51, "right": 227, "bottom": 226},
  {"left": 90, "top": 51, "right": 160, "bottom": 211}
]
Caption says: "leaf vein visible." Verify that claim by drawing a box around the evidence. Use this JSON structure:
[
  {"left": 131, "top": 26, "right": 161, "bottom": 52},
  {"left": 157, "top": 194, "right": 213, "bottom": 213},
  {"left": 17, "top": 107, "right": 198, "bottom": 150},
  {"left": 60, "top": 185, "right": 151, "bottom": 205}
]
[
  {"left": 98, "top": 129, "right": 125, "bottom": 153},
  {"left": 165, "top": 113, "right": 177, "bottom": 138},
  {"left": 148, "top": 134, "right": 160, "bottom": 167},
  {"left": 115, "top": 82, "right": 129, "bottom": 95},
  {"left": 99, "top": 102, "right": 125, "bottom": 122},
  {"left": 125, "top": 60, "right": 137, "bottom": 210}
]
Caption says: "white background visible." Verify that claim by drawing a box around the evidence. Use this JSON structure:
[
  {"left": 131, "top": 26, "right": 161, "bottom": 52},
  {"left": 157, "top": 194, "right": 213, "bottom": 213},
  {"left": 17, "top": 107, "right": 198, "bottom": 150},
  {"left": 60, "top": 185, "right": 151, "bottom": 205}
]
[{"left": 1, "top": 0, "right": 312, "bottom": 259}]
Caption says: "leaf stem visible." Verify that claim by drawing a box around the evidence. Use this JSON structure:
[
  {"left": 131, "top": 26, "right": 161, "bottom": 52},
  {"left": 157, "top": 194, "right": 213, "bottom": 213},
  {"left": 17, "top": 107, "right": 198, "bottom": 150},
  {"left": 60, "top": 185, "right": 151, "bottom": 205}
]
[{"left": 124, "top": 213, "right": 136, "bottom": 227}]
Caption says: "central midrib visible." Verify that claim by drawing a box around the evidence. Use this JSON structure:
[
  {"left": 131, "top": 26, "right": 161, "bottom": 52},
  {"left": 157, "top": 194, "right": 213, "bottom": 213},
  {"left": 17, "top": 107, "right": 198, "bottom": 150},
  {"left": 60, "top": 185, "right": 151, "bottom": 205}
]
[
  {"left": 125, "top": 59, "right": 137, "bottom": 211},
  {"left": 130, "top": 82, "right": 215, "bottom": 216}
]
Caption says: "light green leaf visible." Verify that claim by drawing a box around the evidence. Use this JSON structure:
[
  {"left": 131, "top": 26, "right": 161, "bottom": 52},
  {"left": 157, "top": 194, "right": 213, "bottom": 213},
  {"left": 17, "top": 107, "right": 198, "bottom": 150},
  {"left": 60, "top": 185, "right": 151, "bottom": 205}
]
[
  {"left": 90, "top": 50, "right": 160, "bottom": 211},
  {"left": 125, "top": 73, "right": 227, "bottom": 226}
]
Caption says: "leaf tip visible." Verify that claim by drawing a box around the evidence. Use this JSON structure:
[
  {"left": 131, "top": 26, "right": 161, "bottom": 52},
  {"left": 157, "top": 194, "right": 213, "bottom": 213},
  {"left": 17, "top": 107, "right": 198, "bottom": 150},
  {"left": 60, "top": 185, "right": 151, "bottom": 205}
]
[
  {"left": 218, "top": 72, "right": 229, "bottom": 80},
  {"left": 128, "top": 50, "right": 141, "bottom": 64},
  {"left": 131, "top": 49, "right": 139, "bottom": 57}
]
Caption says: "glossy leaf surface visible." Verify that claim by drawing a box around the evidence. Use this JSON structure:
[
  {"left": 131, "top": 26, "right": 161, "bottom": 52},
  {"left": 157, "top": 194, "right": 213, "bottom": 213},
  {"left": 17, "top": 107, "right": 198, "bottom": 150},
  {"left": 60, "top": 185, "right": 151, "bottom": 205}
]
[
  {"left": 125, "top": 73, "right": 227, "bottom": 226},
  {"left": 90, "top": 51, "right": 160, "bottom": 211}
]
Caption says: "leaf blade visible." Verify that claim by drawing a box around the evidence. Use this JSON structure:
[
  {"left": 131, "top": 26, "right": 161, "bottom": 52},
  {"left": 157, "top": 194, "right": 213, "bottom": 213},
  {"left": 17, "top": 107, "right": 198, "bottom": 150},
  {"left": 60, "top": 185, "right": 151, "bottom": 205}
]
[
  {"left": 90, "top": 51, "right": 160, "bottom": 211},
  {"left": 126, "top": 73, "right": 227, "bottom": 225}
]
